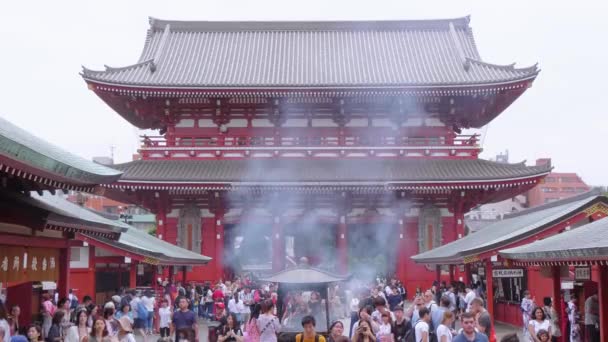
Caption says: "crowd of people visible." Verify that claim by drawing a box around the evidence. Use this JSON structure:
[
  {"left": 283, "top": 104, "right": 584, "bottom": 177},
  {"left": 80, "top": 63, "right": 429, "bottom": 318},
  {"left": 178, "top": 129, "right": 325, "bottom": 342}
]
[
  {"left": 2, "top": 273, "right": 594, "bottom": 342},
  {"left": 519, "top": 290, "right": 600, "bottom": 342}
]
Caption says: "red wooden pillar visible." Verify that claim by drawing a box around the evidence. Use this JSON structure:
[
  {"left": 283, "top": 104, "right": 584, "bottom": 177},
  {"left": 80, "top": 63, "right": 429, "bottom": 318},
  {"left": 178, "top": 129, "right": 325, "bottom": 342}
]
[
  {"left": 396, "top": 218, "right": 406, "bottom": 283},
  {"left": 485, "top": 260, "right": 496, "bottom": 342},
  {"left": 599, "top": 265, "right": 608, "bottom": 342},
  {"left": 89, "top": 246, "right": 96, "bottom": 297},
  {"left": 215, "top": 210, "right": 225, "bottom": 280},
  {"left": 182, "top": 266, "right": 187, "bottom": 284},
  {"left": 435, "top": 265, "right": 441, "bottom": 284},
  {"left": 129, "top": 262, "right": 137, "bottom": 289},
  {"left": 464, "top": 263, "right": 472, "bottom": 285},
  {"left": 156, "top": 201, "right": 167, "bottom": 240},
  {"left": 337, "top": 215, "right": 348, "bottom": 274},
  {"left": 449, "top": 265, "right": 455, "bottom": 284},
  {"left": 57, "top": 247, "right": 71, "bottom": 299},
  {"left": 152, "top": 265, "right": 158, "bottom": 291},
  {"left": 552, "top": 266, "right": 564, "bottom": 342},
  {"left": 168, "top": 266, "right": 175, "bottom": 284},
  {"left": 453, "top": 207, "right": 465, "bottom": 281},
  {"left": 272, "top": 216, "right": 285, "bottom": 272}
]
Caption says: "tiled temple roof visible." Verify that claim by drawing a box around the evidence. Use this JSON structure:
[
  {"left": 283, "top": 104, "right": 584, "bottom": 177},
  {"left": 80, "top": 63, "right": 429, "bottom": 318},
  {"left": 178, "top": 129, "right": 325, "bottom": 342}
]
[
  {"left": 0, "top": 116, "right": 122, "bottom": 186},
  {"left": 110, "top": 158, "right": 551, "bottom": 186},
  {"left": 82, "top": 17, "right": 538, "bottom": 89}
]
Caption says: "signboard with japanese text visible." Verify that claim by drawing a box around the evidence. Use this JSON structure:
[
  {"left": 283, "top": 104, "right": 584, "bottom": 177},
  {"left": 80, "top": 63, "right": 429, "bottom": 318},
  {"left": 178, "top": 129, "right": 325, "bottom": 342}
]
[
  {"left": 574, "top": 267, "right": 591, "bottom": 281},
  {"left": 492, "top": 268, "right": 524, "bottom": 278},
  {"left": 0, "top": 246, "right": 59, "bottom": 283}
]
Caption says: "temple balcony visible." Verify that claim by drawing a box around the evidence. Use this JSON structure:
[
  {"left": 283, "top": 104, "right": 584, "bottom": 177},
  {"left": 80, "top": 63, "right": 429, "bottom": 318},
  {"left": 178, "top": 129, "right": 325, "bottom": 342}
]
[{"left": 138, "top": 134, "right": 481, "bottom": 159}]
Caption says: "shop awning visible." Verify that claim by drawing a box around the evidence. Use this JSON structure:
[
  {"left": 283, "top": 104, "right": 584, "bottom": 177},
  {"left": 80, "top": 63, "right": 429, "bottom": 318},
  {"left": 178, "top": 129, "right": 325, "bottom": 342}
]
[
  {"left": 0, "top": 191, "right": 127, "bottom": 238},
  {"left": 0, "top": 116, "right": 122, "bottom": 190},
  {"left": 78, "top": 222, "right": 211, "bottom": 266},
  {"left": 411, "top": 192, "right": 607, "bottom": 265},
  {"left": 500, "top": 216, "right": 608, "bottom": 266}
]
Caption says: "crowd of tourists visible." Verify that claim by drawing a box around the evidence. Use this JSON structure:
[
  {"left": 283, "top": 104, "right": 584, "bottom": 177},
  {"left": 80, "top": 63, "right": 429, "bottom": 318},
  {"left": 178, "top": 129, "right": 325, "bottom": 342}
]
[
  {"left": 3, "top": 273, "right": 596, "bottom": 342},
  {"left": 519, "top": 289, "right": 599, "bottom": 342}
]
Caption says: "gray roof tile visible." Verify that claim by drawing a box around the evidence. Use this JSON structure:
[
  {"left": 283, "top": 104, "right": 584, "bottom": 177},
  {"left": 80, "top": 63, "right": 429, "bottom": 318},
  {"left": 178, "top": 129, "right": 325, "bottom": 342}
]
[
  {"left": 112, "top": 158, "right": 550, "bottom": 185},
  {"left": 0, "top": 191, "right": 127, "bottom": 235},
  {"left": 82, "top": 17, "right": 538, "bottom": 88},
  {"left": 499, "top": 217, "right": 608, "bottom": 262},
  {"left": 87, "top": 226, "right": 211, "bottom": 265},
  {"left": 261, "top": 265, "right": 349, "bottom": 284},
  {"left": 0, "top": 116, "right": 122, "bottom": 185},
  {"left": 412, "top": 193, "right": 606, "bottom": 264}
]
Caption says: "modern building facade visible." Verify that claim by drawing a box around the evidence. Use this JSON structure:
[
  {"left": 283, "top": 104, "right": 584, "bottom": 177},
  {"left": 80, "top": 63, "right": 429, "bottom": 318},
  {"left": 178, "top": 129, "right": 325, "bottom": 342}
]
[{"left": 527, "top": 158, "right": 590, "bottom": 207}]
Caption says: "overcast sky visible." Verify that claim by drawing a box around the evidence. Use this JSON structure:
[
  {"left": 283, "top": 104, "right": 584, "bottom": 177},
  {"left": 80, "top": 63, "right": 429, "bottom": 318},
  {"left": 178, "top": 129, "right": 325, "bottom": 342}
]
[{"left": 1, "top": 0, "right": 606, "bottom": 185}]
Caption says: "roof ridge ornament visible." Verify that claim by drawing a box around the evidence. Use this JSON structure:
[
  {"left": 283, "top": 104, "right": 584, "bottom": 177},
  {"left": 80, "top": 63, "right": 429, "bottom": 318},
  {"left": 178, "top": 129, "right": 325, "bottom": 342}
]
[
  {"left": 448, "top": 22, "right": 470, "bottom": 71},
  {"left": 150, "top": 24, "right": 171, "bottom": 73}
]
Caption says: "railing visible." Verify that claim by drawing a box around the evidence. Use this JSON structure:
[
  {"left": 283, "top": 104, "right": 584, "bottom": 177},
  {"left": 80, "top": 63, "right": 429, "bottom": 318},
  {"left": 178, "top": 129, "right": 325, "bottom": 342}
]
[{"left": 140, "top": 134, "right": 479, "bottom": 149}]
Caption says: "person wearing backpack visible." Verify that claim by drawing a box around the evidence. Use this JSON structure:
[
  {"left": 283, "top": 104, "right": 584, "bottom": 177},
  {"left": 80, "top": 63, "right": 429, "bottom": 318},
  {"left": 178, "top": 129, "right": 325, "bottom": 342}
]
[
  {"left": 411, "top": 307, "right": 431, "bottom": 342},
  {"left": 296, "top": 315, "right": 326, "bottom": 342}
]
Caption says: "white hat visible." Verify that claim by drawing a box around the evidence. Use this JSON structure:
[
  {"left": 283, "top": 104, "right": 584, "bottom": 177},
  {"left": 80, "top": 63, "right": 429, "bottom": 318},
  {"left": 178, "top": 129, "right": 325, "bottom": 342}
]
[{"left": 104, "top": 301, "right": 115, "bottom": 310}]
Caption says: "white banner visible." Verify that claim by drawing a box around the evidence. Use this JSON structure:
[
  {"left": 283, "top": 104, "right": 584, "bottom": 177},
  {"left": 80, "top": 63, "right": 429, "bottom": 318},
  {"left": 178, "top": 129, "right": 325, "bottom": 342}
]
[{"left": 492, "top": 268, "right": 524, "bottom": 278}]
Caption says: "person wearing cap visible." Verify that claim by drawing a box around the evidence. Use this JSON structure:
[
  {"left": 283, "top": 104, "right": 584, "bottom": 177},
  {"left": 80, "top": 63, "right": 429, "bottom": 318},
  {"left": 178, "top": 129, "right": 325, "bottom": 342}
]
[
  {"left": 117, "top": 317, "right": 136, "bottom": 342},
  {"left": 391, "top": 306, "right": 410, "bottom": 342}
]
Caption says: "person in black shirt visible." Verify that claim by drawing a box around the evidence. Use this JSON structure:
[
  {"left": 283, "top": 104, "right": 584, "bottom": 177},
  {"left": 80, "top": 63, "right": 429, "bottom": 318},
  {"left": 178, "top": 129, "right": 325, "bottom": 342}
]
[{"left": 391, "top": 306, "right": 410, "bottom": 342}]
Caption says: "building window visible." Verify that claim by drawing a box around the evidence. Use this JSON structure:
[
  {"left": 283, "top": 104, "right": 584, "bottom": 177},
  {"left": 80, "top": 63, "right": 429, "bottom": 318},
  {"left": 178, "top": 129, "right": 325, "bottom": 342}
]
[
  {"left": 545, "top": 198, "right": 559, "bottom": 204},
  {"left": 562, "top": 187, "right": 576, "bottom": 193},
  {"left": 69, "top": 247, "right": 89, "bottom": 268},
  {"left": 544, "top": 177, "right": 556, "bottom": 183}
]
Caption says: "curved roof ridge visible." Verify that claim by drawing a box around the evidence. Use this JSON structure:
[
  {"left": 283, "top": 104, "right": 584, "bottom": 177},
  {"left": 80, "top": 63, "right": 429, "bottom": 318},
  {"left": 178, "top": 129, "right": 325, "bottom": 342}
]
[
  {"left": 104, "top": 59, "right": 155, "bottom": 72},
  {"left": 468, "top": 58, "right": 539, "bottom": 73},
  {"left": 148, "top": 16, "right": 473, "bottom": 32},
  {"left": 82, "top": 59, "right": 154, "bottom": 76},
  {"left": 504, "top": 189, "right": 603, "bottom": 219}
]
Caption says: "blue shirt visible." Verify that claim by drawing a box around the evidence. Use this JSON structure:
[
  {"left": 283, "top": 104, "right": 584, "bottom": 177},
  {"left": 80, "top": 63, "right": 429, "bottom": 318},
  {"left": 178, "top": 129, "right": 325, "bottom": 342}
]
[{"left": 452, "top": 332, "right": 489, "bottom": 342}]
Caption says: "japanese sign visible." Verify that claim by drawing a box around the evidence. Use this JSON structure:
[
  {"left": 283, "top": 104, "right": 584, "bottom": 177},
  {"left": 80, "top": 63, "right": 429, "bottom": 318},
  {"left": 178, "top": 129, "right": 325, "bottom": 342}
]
[
  {"left": 574, "top": 267, "right": 591, "bottom": 281},
  {"left": 0, "top": 246, "right": 59, "bottom": 283},
  {"left": 492, "top": 268, "right": 524, "bottom": 278}
]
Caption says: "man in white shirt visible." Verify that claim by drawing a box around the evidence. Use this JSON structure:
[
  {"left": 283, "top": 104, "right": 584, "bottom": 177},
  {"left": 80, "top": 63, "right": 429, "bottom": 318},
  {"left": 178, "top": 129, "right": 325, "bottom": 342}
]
[{"left": 414, "top": 307, "right": 431, "bottom": 342}]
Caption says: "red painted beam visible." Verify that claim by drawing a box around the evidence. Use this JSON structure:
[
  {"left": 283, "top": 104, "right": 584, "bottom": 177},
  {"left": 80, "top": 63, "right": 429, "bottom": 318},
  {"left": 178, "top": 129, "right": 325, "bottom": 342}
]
[
  {"left": 94, "top": 256, "right": 128, "bottom": 264},
  {"left": 0, "top": 233, "right": 68, "bottom": 248}
]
